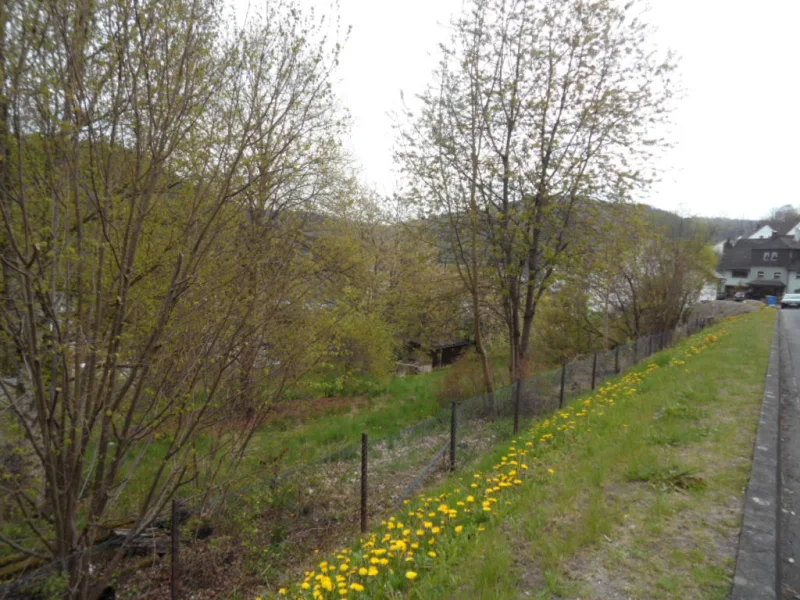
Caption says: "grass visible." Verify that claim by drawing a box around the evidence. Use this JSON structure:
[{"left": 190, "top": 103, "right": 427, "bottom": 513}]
[
  {"left": 402, "top": 309, "right": 774, "bottom": 600},
  {"left": 263, "top": 309, "right": 773, "bottom": 599},
  {"left": 246, "top": 370, "right": 449, "bottom": 467},
  {"left": 108, "top": 368, "right": 451, "bottom": 516}
]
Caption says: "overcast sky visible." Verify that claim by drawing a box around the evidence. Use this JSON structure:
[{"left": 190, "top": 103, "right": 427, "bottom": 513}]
[{"left": 240, "top": 0, "right": 800, "bottom": 220}]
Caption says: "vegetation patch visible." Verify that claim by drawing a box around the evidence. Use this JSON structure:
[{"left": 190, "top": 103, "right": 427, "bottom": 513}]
[
  {"left": 260, "top": 311, "right": 773, "bottom": 599},
  {"left": 625, "top": 463, "right": 706, "bottom": 492}
]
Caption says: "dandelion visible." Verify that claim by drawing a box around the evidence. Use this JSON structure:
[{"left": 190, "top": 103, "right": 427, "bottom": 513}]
[{"left": 406, "top": 571, "right": 418, "bottom": 580}]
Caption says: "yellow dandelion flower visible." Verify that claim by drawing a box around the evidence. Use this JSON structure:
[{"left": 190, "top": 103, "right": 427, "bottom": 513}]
[{"left": 406, "top": 571, "right": 418, "bottom": 580}]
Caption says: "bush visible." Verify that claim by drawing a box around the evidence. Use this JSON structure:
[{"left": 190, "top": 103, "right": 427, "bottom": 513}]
[
  {"left": 331, "top": 311, "right": 396, "bottom": 379},
  {"left": 435, "top": 352, "right": 508, "bottom": 407}
]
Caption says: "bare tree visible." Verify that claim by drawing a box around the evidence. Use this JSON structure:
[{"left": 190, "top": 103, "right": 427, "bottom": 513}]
[
  {"left": 399, "top": 0, "right": 675, "bottom": 390},
  {"left": 0, "top": 0, "right": 347, "bottom": 596},
  {"left": 398, "top": 0, "right": 501, "bottom": 401}
]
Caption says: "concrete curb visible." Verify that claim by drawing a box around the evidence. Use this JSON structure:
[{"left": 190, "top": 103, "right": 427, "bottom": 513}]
[{"left": 732, "top": 319, "right": 781, "bottom": 600}]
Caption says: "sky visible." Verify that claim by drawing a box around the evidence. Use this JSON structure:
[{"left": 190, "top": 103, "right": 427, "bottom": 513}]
[{"left": 238, "top": 0, "right": 800, "bottom": 220}]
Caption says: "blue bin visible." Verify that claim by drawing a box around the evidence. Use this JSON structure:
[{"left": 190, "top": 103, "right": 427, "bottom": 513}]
[{"left": 766, "top": 295, "right": 777, "bottom": 306}]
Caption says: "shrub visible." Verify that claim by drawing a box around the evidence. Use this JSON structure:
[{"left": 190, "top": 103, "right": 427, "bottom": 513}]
[{"left": 435, "top": 352, "right": 508, "bottom": 407}]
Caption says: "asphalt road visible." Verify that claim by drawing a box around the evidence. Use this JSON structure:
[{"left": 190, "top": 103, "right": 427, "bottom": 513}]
[{"left": 780, "top": 309, "right": 800, "bottom": 598}]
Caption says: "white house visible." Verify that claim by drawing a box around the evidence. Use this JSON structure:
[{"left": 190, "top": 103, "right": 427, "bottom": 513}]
[{"left": 718, "top": 227, "right": 800, "bottom": 298}]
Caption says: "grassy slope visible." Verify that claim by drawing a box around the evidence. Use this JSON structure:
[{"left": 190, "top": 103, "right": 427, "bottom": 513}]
[
  {"left": 245, "top": 371, "right": 449, "bottom": 467},
  {"left": 409, "top": 309, "right": 775, "bottom": 599},
  {"left": 112, "top": 369, "right": 449, "bottom": 515}
]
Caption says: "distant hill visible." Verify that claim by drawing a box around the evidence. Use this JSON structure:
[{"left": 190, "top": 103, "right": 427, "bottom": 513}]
[{"left": 638, "top": 205, "right": 759, "bottom": 242}]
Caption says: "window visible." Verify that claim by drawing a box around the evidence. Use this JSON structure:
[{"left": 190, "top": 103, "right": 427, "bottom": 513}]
[
  {"left": 731, "top": 269, "right": 748, "bottom": 278},
  {"left": 757, "top": 271, "right": 765, "bottom": 278},
  {"left": 763, "top": 251, "right": 779, "bottom": 262},
  {"left": 774, "top": 272, "right": 782, "bottom": 279}
]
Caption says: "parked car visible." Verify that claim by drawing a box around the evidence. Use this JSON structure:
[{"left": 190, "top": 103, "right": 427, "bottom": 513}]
[
  {"left": 733, "top": 291, "right": 747, "bottom": 302},
  {"left": 716, "top": 291, "right": 727, "bottom": 300},
  {"left": 781, "top": 293, "right": 800, "bottom": 309}
]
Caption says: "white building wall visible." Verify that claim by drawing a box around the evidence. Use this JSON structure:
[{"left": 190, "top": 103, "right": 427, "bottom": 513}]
[
  {"left": 723, "top": 267, "right": 789, "bottom": 288},
  {"left": 789, "top": 270, "right": 800, "bottom": 293},
  {"left": 749, "top": 225, "right": 776, "bottom": 239}
]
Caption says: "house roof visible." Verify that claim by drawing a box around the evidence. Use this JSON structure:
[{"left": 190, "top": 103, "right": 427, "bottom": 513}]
[
  {"left": 718, "top": 239, "right": 760, "bottom": 270},
  {"left": 719, "top": 236, "right": 800, "bottom": 270},
  {"left": 775, "top": 220, "right": 800, "bottom": 236},
  {"left": 750, "top": 236, "right": 800, "bottom": 249}
]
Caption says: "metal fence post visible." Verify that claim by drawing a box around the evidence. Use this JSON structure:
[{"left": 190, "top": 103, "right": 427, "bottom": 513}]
[
  {"left": 171, "top": 499, "right": 180, "bottom": 600},
  {"left": 591, "top": 353, "right": 597, "bottom": 390},
  {"left": 450, "top": 401, "right": 457, "bottom": 471},
  {"left": 361, "top": 433, "right": 368, "bottom": 533},
  {"left": 614, "top": 345, "right": 620, "bottom": 374},
  {"left": 559, "top": 362, "right": 567, "bottom": 408},
  {"left": 512, "top": 380, "right": 520, "bottom": 435}
]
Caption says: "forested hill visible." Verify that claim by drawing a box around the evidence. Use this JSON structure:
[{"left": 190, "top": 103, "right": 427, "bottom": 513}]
[{"left": 638, "top": 204, "right": 759, "bottom": 242}]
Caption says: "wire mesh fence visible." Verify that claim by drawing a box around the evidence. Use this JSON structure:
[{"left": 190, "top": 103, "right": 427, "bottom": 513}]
[{"left": 0, "top": 317, "right": 713, "bottom": 598}]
